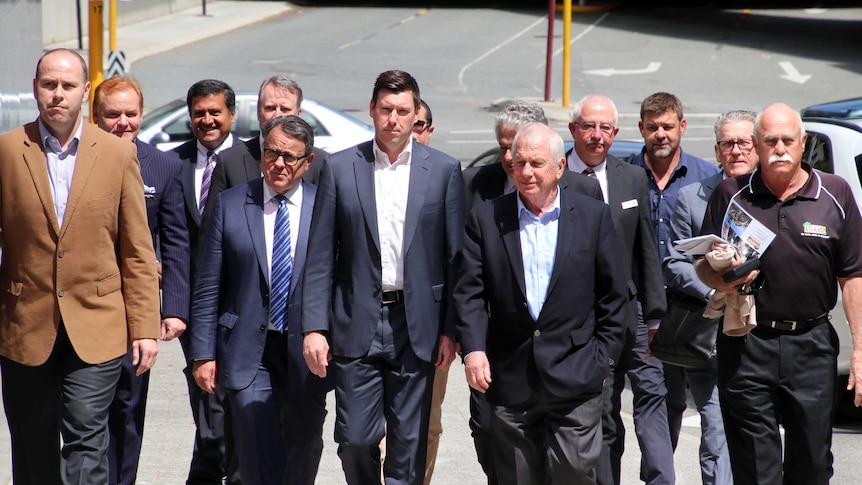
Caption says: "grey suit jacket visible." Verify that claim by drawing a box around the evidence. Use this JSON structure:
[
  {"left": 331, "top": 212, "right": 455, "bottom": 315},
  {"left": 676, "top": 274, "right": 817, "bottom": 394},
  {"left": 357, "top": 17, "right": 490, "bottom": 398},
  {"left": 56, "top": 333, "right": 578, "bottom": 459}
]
[
  {"left": 190, "top": 179, "right": 323, "bottom": 392},
  {"left": 302, "top": 140, "right": 466, "bottom": 363},
  {"left": 662, "top": 172, "right": 723, "bottom": 300}
]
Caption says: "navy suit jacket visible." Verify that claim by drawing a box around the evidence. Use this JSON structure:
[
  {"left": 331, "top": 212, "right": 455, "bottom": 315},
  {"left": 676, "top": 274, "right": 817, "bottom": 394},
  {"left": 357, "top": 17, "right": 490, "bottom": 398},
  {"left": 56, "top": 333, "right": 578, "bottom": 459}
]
[
  {"left": 203, "top": 137, "right": 327, "bottom": 219},
  {"left": 454, "top": 189, "right": 628, "bottom": 406},
  {"left": 172, "top": 140, "right": 205, "bottom": 253},
  {"left": 462, "top": 161, "right": 602, "bottom": 209},
  {"left": 135, "top": 139, "right": 191, "bottom": 321},
  {"left": 190, "top": 179, "right": 330, "bottom": 394},
  {"left": 302, "top": 140, "right": 466, "bottom": 363}
]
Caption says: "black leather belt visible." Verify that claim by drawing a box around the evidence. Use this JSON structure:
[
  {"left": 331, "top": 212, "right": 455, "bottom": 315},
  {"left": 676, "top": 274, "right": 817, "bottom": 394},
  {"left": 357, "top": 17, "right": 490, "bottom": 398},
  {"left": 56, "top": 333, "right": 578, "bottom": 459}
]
[
  {"left": 381, "top": 290, "right": 404, "bottom": 306},
  {"left": 759, "top": 314, "right": 828, "bottom": 332}
]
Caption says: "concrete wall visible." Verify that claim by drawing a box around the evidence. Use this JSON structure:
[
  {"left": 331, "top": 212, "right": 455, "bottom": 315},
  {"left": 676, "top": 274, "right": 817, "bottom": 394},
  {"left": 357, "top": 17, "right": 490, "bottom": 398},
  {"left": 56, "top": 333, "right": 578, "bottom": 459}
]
[{"left": 42, "top": 0, "right": 203, "bottom": 45}]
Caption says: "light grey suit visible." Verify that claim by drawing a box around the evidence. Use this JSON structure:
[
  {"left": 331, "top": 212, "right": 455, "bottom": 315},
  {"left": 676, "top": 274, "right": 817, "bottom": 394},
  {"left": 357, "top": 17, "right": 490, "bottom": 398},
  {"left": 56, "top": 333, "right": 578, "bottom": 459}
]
[{"left": 661, "top": 171, "right": 732, "bottom": 485}]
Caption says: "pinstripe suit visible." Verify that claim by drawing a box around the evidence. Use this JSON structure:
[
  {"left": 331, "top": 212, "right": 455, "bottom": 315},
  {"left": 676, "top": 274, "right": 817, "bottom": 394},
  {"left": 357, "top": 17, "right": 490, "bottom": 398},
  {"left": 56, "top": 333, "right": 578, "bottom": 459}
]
[{"left": 107, "top": 138, "right": 190, "bottom": 485}]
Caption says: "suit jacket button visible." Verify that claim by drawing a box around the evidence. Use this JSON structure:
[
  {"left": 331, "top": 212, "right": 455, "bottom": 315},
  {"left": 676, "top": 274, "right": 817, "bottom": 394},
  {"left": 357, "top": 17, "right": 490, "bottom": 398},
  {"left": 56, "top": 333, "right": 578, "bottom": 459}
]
[
  {"left": 533, "top": 329, "right": 541, "bottom": 337},
  {"left": 58, "top": 290, "right": 64, "bottom": 297},
  {"left": 260, "top": 325, "right": 266, "bottom": 331},
  {"left": 58, "top": 251, "right": 65, "bottom": 258}
]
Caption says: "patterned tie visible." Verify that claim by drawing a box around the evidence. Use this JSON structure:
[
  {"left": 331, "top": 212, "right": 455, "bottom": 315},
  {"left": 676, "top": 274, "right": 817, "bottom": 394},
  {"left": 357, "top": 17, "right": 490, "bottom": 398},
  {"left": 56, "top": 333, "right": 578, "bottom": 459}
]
[
  {"left": 582, "top": 167, "right": 596, "bottom": 177},
  {"left": 269, "top": 195, "right": 291, "bottom": 333},
  {"left": 199, "top": 150, "right": 216, "bottom": 216}
]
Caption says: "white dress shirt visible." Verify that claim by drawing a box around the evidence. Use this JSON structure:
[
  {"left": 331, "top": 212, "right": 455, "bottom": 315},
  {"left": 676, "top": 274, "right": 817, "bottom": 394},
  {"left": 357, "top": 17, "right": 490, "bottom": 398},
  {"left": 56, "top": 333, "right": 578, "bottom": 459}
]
[
  {"left": 194, "top": 134, "right": 234, "bottom": 207},
  {"left": 263, "top": 180, "right": 303, "bottom": 330},
  {"left": 40, "top": 119, "right": 83, "bottom": 227},
  {"left": 373, "top": 140, "right": 412, "bottom": 291}
]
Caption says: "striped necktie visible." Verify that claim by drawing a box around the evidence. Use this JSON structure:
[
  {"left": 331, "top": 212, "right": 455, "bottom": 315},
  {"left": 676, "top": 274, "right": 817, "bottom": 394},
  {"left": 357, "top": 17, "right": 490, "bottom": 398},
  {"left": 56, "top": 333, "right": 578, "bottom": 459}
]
[
  {"left": 269, "top": 194, "right": 291, "bottom": 333},
  {"left": 582, "top": 167, "right": 596, "bottom": 177},
  {"left": 199, "top": 150, "right": 216, "bottom": 216}
]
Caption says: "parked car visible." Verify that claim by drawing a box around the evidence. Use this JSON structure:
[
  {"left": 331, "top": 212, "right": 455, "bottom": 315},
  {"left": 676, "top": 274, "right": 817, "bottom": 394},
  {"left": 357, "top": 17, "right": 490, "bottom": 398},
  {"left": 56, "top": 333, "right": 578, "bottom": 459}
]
[
  {"left": 138, "top": 93, "right": 374, "bottom": 154},
  {"left": 464, "top": 139, "right": 645, "bottom": 169},
  {"left": 802, "top": 117, "right": 862, "bottom": 416},
  {"left": 801, "top": 97, "right": 862, "bottom": 120},
  {"left": 0, "top": 92, "right": 39, "bottom": 135}
]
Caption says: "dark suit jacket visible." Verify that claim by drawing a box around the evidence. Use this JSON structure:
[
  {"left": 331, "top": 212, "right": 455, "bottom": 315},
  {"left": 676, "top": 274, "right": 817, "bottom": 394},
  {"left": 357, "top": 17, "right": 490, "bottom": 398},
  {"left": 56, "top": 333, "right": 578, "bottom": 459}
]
[
  {"left": 172, "top": 140, "right": 205, "bottom": 253},
  {"left": 203, "top": 137, "right": 327, "bottom": 219},
  {"left": 135, "top": 139, "right": 191, "bottom": 322},
  {"left": 190, "top": 179, "right": 330, "bottom": 395},
  {"left": 454, "top": 189, "right": 628, "bottom": 406},
  {"left": 462, "top": 162, "right": 602, "bottom": 209},
  {"left": 599, "top": 155, "right": 666, "bottom": 329},
  {"left": 302, "top": 140, "right": 466, "bottom": 363}
]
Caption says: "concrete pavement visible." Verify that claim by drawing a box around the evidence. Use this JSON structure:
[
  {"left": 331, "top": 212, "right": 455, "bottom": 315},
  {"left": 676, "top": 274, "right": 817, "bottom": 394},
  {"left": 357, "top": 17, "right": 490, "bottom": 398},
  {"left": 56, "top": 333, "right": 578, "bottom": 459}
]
[{"left": 2, "top": 2, "right": 708, "bottom": 484}]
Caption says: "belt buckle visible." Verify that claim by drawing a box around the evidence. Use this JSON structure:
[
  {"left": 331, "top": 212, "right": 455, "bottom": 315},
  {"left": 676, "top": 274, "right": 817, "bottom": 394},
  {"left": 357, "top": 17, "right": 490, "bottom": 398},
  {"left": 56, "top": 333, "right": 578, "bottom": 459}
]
[
  {"left": 770, "top": 320, "right": 797, "bottom": 331},
  {"left": 381, "top": 290, "right": 400, "bottom": 305}
]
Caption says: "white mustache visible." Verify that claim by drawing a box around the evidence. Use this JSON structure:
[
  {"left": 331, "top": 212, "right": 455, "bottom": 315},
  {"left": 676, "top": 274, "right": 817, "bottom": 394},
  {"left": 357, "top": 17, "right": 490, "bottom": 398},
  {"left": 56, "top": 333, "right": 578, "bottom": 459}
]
[{"left": 768, "top": 154, "right": 794, "bottom": 164}]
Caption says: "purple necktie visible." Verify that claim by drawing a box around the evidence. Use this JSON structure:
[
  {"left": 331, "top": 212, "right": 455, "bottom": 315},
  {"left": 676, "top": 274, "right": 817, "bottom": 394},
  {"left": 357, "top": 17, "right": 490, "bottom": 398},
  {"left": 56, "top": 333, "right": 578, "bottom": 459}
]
[{"left": 199, "top": 150, "right": 216, "bottom": 216}]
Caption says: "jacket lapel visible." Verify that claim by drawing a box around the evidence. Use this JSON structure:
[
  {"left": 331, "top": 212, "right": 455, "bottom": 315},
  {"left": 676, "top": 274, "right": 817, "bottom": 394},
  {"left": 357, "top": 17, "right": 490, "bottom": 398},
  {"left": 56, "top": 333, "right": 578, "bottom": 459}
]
[
  {"left": 245, "top": 179, "right": 269, "bottom": 286},
  {"left": 290, "top": 181, "right": 315, "bottom": 296},
  {"left": 498, "top": 194, "right": 527, "bottom": 300},
  {"left": 182, "top": 150, "right": 200, "bottom": 227},
  {"left": 403, "top": 141, "right": 430, "bottom": 252},
  {"left": 544, "top": 190, "right": 576, "bottom": 301},
  {"left": 354, "top": 143, "right": 380, "bottom": 252},
  {"left": 21, "top": 123, "right": 61, "bottom": 236},
  {"left": 58, "top": 124, "right": 99, "bottom": 239}
]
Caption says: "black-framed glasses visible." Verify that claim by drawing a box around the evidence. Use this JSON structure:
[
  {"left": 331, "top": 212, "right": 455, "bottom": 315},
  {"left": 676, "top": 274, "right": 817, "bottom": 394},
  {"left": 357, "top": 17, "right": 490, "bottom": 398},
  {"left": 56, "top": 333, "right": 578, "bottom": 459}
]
[
  {"left": 717, "top": 139, "right": 754, "bottom": 153},
  {"left": 412, "top": 120, "right": 430, "bottom": 134},
  {"left": 574, "top": 122, "right": 615, "bottom": 136},
  {"left": 262, "top": 147, "right": 309, "bottom": 166}
]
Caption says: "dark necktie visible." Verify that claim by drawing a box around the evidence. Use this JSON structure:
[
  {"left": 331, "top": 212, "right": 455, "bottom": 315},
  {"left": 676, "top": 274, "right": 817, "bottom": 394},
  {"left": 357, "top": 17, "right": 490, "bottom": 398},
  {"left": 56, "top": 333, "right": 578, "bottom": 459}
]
[
  {"left": 583, "top": 167, "right": 596, "bottom": 177},
  {"left": 270, "top": 194, "right": 291, "bottom": 333},
  {"left": 199, "top": 150, "right": 216, "bottom": 216}
]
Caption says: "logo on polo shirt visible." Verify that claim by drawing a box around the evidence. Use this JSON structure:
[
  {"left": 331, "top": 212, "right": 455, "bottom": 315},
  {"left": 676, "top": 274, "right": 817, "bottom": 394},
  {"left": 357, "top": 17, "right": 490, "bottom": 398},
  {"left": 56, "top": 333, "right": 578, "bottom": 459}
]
[{"left": 802, "top": 221, "right": 828, "bottom": 238}]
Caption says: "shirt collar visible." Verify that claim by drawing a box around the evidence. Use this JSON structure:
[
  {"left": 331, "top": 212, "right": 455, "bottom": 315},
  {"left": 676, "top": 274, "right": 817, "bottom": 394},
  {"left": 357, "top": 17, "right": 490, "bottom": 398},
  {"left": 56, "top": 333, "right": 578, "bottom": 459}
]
[
  {"left": 566, "top": 149, "right": 606, "bottom": 174},
  {"left": 38, "top": 118, "right": 82, "bottom": 156},
  {"left": 264, "top": 179, "right": 303, "bottom": 207},
  {"left": 196, "top": 133, "right": 234, "bottom": 159},
  {"left": 372, "top": 138, "right": 412, "bottom": 167},
  {"left": 517, "top": 186, "right": 562, "bottom": 222},
  {"left": 749, "top": 162, "right": 819, "bottom": 200}
]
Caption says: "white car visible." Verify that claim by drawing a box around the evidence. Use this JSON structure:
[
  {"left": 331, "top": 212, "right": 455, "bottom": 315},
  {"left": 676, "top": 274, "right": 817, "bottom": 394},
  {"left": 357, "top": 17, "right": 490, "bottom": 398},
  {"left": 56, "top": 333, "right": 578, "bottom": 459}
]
[
  {"left": 802, "top": 117, "right": 862, "bottom": 415},
  {"left": 138, "top": 93, "right": 373, "bottom": 154}
]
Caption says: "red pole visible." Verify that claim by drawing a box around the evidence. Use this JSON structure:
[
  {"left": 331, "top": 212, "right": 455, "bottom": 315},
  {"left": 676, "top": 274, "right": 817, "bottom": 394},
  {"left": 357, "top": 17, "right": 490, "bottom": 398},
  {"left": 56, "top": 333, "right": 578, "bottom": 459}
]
[{"left": 544, "top": 0, "right": 555, "bottom": 102}]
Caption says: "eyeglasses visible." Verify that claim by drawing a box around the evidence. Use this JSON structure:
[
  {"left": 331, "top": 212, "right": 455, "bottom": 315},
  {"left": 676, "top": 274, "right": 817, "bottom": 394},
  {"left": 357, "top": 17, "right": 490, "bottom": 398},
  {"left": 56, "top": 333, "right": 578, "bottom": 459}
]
[
  {"left": 574, "top": 122, "right": 615, "bottom": 136},
  {"left": 717, "top": 139, "right": 754, "bottom": 153},
  {"left": 262, "top": 147, "right": 309, "bottom": 166},
  {"left": 413, "top": 120, "right": 430, "bottom": 134}
]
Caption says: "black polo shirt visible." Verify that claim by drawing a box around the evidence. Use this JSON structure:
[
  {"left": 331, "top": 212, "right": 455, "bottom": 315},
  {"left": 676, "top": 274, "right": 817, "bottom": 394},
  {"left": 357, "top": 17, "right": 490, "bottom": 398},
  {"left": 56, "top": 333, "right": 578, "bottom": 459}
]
[{"left": 701, "top": 163, "right": 862, "bottom": 321}]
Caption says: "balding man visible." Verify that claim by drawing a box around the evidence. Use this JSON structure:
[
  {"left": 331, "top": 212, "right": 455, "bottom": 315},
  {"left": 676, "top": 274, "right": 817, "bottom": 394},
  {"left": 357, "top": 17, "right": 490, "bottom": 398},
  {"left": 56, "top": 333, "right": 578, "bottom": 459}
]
[
  {"left": 696, "top": 103, "right": 862, "bottom": 484},
  {"left": 455, "top": 123, "right": 627, "bottom": 484},
  {"left": 0, "top": 48, "right": 160, "bottom": 483}
]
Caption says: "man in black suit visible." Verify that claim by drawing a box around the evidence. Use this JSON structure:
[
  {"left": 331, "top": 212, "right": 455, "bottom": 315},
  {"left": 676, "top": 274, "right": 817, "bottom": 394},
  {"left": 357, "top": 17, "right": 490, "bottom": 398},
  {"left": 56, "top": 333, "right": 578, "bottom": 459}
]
[
  {"left": 566, "top": 94, "right": 666, "bottom": 485},
  {"left": 302, "top": 70, "right": 464, "bottom": 485},
  {"left": 455, "top": 122, "right": 628, "bottom": 484},
  {"left": 93, "top": 76, "right": 191, "bottom": 485},
  {"left": 203, "top": 75, "right": 327, "bottom": 219},
  {"left": 172, "top": 79, "right": 239, "bottom": 485},
  {"left": 461, "top": 100, "right": 602, "bottom": 485}
]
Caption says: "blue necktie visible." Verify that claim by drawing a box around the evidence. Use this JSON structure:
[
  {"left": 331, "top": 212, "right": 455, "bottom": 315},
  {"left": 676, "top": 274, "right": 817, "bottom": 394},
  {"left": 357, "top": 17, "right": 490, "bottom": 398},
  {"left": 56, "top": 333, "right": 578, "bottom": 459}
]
[{"left": 270, "top": 194, "right": 291, "bottom": 333}]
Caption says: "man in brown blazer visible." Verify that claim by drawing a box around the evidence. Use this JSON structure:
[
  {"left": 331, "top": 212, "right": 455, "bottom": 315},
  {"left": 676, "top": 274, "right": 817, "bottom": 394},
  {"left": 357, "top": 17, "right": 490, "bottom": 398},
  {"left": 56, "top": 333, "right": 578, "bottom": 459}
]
[{"left": 0, "top": 48, "right": 161, "bottom": 484}]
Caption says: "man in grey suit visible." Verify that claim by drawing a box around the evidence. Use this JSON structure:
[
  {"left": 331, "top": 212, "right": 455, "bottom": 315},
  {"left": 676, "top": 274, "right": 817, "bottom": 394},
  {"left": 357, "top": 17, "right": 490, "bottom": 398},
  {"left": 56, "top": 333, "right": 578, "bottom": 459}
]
[
  {"left": 203, "top": 75, "right": 326, "bottom": 222},
  {"left": 566, "top": 94, "right": 666, "bottom": 485},
  {"left": 191, "top": 115, "right": 327, "bottom": 485},
  {"left": 302, "top": 70, "right": 465, "bottom": 485},
  {"left": 662, "top": 110, "right": 759, "bottom": 485}
]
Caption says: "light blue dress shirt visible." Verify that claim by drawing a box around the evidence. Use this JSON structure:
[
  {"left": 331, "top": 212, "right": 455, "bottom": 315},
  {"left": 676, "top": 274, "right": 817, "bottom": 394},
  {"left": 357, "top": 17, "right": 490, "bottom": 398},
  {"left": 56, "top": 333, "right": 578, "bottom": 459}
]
[
  {"left": 39, "top": 119, "right": 82, "bottom": 228},
  {"left": 518, "top": 190, "right": 561, "bottom": 321}
]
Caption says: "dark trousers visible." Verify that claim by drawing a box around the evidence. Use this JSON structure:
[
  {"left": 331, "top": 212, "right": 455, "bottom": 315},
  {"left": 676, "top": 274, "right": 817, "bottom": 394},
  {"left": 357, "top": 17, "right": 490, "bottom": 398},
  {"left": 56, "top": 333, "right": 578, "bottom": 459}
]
[
  {"left": 179, "top": 331, "right": 241, "bottom": 485},
  {"left": 597, "top": 303, "right": 675, "bottom": 485},
  {"left": 0, "top": 325, "right": 123, "bottom": 485},
  {"left": 491, "top": 384, "right": 603, "bottom": 485},
  {"left": 227, "top": 331, "right": 328, "bottom": 485},
  {"left": 333, "top": 302, "right": 435, "bottom": 485},
  {"left": 717, "top": 322, "right": 838, "bottom": 485},
  {"left": 469, "top": 387, "right": 499, "bottom": 485},
  {"left": 108, "top": 349, "right": 151, "bottom": 485}
]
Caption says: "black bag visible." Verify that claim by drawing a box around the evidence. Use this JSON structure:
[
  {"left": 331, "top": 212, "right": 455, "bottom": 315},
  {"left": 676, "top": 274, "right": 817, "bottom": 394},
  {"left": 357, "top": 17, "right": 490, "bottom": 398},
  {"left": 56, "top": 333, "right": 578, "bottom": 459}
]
[{"left": 649, "top": 296, "right": 720, "bottom": 370}]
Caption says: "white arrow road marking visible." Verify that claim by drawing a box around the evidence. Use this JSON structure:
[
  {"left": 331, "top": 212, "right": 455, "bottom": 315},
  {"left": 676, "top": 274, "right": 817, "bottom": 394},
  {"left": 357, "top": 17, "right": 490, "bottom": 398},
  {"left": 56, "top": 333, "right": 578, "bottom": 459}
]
[
  {"left": 584, "top": 62, "right": 661, "bottom": 77},
  {"left": 779, "top": 61, "right": 811, "bottom": 85}
]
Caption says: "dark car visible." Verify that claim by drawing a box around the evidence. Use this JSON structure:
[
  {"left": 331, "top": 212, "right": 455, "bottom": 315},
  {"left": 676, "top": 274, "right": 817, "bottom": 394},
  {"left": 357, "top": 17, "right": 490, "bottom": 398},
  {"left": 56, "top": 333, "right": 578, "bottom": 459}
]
[
  {"left": 800, "top": 97, "right": 862, "bottom": 120},
  {"left": 464, "top": 139, "right": 645, "bottom": 169}
]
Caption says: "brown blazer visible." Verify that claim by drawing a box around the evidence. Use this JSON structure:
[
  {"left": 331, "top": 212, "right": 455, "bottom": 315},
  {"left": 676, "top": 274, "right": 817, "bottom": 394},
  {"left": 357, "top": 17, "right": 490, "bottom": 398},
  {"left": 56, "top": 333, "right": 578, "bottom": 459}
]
[{"left": 0, "top": 121, "right": 160, "bottom": 366}]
